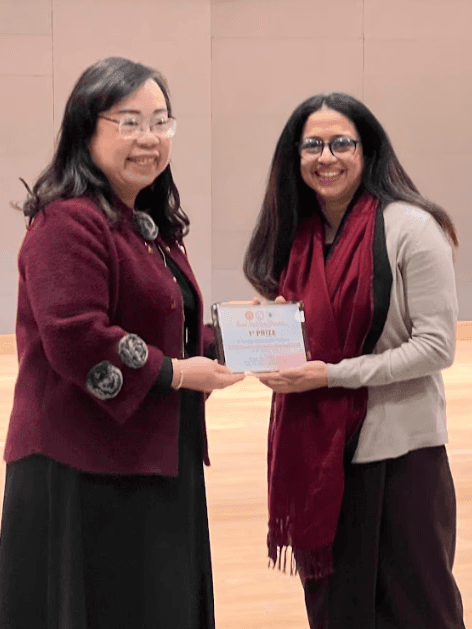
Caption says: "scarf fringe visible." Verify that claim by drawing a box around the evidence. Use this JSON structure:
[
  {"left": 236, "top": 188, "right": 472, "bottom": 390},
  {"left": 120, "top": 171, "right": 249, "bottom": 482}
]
[
  {"left": 268, "top": 539, "right": 333, "bottom": 580},
  {"left": 267, "top": 543, "right": 297, "bottom": 576}
]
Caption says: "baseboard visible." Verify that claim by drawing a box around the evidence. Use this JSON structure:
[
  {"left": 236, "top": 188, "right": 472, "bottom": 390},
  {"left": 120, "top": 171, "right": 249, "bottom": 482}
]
[{"left": 1, "top": 323, "right": 472, "bottom": 356}]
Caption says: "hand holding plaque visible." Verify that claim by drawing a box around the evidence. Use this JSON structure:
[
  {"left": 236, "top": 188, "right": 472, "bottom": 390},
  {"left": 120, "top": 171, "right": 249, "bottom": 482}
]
[{"left": 211, "top": 301, "right": 309, "bottom": 374}]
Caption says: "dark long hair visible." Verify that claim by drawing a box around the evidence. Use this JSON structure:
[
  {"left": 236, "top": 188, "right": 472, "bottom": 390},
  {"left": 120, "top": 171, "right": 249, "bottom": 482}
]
[
  {"left": 17, "top": 56, "right": 189, "bottom": 242},
  {"left": 243, "top": 92, "right": 458, "bottom": 298}
]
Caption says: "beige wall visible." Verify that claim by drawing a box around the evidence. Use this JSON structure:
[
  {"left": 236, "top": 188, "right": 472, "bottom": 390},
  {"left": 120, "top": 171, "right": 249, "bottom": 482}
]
[{"left": 1, "top": 0, "right": 471, "bottom": 333}]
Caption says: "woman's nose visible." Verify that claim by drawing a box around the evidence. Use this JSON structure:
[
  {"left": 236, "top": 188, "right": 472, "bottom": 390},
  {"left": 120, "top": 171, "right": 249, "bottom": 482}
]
[
  {"left": 317, "top": 144, "right": 336, "bottom": 163},
  {"left": 136, "top": 125, "right": 160, "bottom": 145}
]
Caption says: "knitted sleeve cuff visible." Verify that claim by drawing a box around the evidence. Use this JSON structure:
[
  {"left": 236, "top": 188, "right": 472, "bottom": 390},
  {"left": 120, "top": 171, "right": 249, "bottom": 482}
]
[{"left": 148, "top": 356, "right": 174, "bottom": 399}]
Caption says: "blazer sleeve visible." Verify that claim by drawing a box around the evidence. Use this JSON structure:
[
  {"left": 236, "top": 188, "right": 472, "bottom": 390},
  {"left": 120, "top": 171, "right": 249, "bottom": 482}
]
[
  {"left": 326, "top": 213, "right": 458, "bottom": 389},
  {"left": 20, "top": 201, "right": 166, "bottom": 424}
]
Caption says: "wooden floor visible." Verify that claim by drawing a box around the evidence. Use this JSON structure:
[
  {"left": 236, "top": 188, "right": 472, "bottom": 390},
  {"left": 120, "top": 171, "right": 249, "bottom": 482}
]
[{"left": 0, "top": 342, "right": 471, "bottom": 628}]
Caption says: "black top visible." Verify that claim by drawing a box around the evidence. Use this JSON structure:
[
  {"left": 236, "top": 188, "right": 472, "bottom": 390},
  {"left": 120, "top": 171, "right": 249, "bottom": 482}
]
[{"left": 149, "top": 254, "right": 199, "bottom": 398}]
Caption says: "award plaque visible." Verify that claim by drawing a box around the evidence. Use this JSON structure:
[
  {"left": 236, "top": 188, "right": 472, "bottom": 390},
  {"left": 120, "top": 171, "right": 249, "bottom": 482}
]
[{"left": 211, "top": 301, "right": 308, "bottom": 374}]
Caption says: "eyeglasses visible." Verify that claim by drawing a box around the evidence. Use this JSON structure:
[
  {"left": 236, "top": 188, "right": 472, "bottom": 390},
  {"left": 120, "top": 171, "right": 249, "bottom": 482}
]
[
  {"left": 298, "top": 136, "right": 359, "bottom": 159},
  {"left": 99, "top": 114, "right": 177, "bottom": 139}
]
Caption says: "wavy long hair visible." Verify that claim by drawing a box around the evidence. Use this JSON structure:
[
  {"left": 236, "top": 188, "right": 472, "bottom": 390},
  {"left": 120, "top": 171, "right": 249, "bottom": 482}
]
[
  {"left": 17, "top": 56, "right": 189, "bottom": 242},
  {"left": 243, "top": 92, "right": 458, "bottom": 298}
]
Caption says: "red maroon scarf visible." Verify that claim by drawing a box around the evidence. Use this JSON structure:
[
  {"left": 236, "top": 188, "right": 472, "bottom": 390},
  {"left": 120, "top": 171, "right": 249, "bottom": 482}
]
[{"left": 267, "top": 192, "right": 381, "bottom": 579}]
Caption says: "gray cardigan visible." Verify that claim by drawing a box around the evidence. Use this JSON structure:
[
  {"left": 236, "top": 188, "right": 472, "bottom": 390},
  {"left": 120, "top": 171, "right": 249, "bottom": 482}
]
[{"left": 327, "top": 202, "right": 458, "bottom": 463}]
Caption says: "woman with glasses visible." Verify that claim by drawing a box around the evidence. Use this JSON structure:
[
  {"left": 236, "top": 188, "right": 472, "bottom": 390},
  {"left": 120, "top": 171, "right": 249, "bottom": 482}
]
[
  {"left": 0, "top": 57, "right": 243, "bottom": 629},
  {"left": 244, "top": 93, "right": 465, "bottom": 628}
]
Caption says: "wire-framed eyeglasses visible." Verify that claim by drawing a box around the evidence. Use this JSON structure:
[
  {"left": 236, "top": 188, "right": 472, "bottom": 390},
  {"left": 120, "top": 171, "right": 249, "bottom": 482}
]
[
  {"left": 99, "top": 114, "right": 177, "bottom": 139},
  {"left": 298, "top": 136, "right": 359, "bottom": 159}
]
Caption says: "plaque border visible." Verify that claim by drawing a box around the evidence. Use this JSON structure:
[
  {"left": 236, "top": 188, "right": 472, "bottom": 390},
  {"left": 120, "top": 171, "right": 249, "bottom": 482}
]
[{"left": 211, "top": 301, "right": 309, "bottom": 373}]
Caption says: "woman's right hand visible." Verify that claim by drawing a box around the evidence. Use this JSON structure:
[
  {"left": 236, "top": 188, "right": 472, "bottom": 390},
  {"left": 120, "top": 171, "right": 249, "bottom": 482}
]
[{"left": 172, "top": 357, "right": 245, "bottom": 392}]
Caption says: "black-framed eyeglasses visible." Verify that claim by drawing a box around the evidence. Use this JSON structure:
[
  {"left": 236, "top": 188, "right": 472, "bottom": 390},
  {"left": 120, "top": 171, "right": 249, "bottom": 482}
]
[
  {"left": 99, "top": 114, "right": 177, "bottom": 139},
  {"left": 298, "top": 136, "right": 359, "bottom": 159}
]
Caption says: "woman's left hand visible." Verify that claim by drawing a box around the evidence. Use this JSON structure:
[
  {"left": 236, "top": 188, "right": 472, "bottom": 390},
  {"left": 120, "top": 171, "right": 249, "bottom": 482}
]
[{"left": 256, "top": 361, "right": 328, "bottom": 393}]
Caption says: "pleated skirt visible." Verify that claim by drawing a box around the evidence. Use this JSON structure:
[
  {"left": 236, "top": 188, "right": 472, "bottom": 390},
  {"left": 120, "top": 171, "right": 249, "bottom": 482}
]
[{"left": 0, "top": 390, "right": 214, "bottom": 629}]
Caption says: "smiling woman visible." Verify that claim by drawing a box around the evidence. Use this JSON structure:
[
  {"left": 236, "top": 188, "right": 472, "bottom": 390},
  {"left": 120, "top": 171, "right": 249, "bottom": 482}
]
[
  {"left": 0, "top": 57, "right": 243, "bottom": 629},
  {"left": 244, "top": 92, "right": 465, "bottom": 629}
]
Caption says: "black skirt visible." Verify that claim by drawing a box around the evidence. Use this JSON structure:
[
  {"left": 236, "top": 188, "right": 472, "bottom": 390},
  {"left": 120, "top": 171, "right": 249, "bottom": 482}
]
[{"left": 0, "top": 390, "right": 214, "bottom": 629}]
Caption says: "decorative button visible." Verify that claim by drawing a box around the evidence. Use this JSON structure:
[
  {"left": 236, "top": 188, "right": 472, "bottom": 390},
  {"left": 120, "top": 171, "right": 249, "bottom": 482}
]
[
  {"left": 86, "top": 361, "right": 123, "bottom": 400},
  {"left": 133, "top": 211, "right": 159, "bottom": 241},
  {"left": 118, "top": 334, "right": 148, "bottom": 369},
  {"left": 172, "top": 277, "right": 177, "bottom": 283}
]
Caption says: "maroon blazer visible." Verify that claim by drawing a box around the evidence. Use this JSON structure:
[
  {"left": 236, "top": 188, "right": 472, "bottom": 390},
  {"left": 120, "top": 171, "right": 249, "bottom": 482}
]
[{"left": 5, "top": 196, "right": 213, "bottom": 475}]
